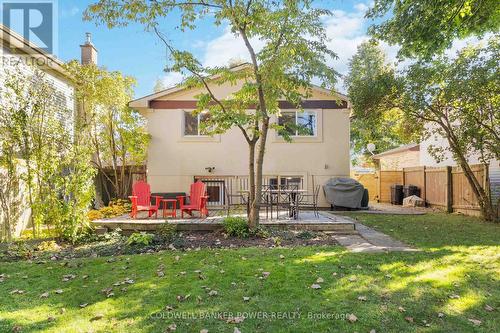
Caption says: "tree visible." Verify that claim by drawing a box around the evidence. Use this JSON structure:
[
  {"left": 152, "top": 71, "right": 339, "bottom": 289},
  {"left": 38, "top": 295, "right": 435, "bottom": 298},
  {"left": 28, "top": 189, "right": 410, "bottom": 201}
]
[
  {"left": 345, "top": 40, "right": 417, "bottom": 160},
  {"left": 350, "top": 37, "right": 499, "bottom": 221},
  {"left": 0, "top": 65, "right": 96, "bottom": 240},
  {"left": 65, "top": 61, "right": 150, "bottom": 203},
  {"left": 400, "top": 37, "right": 499, "bottom": 220},
  {"left": 366, "top": 0, "right": 500, "bottom": 58},
  {"left": 85, "top": 0, "right": 338, "bottom": 228}
]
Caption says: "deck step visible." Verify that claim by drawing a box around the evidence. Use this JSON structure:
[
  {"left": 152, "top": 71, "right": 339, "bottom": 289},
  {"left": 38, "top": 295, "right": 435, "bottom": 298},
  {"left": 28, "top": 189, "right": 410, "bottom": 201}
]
[{"left": 93, "top": 220, "right": 356, "bottom": 234}]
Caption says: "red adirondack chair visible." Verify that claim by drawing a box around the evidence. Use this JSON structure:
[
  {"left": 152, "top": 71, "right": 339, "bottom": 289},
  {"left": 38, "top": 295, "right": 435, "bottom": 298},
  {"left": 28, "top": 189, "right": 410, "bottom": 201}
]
[
  {"left": 129, "top": 181, "right": 162, "bottom": 219},
  {"left": 177, "top": 181, "right": 209, "bottom": 218}
]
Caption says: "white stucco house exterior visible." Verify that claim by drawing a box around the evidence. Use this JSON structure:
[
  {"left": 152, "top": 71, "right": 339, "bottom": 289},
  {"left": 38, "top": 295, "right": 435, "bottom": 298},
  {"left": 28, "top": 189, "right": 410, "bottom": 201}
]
[{"left": 130, "top": 65, "right": 351, "bottom": 208}]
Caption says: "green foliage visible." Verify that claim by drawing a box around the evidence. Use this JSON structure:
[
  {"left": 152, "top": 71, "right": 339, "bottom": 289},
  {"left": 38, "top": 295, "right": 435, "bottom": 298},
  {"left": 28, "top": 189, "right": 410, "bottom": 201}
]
[
  {"left": 296, "top": 230, "right": 314, "bottom": 240},
  {"left": 0, "top": 65, "right": 96, "bottom": 242},
  {"left": 222, "top": 216, "right": 249, "bottom": 238},
  {"left": 345, "top": 41, "right": 417, "bottom": 161},
  {"left": 64, "top": 61, "right": 149, "bottom": 200},
  {"left": 126, "top": 232, "right": 154, "bottom": 246},
  {"left": 157, "top": 223, "right": 178, "bottom": 242},
  {"left": 36, "top": 240, "right": 60, "bottom": 252},
  {"left": 367, "top": 0, "right": 500, "bottom": 58},
  {"left": 348, "top": 36, "right": 499, "bottom": 220}
]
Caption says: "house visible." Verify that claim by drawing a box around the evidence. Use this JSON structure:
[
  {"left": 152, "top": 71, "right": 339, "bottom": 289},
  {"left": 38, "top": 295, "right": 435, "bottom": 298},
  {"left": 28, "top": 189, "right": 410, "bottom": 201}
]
[
  {"left": 371, "top": 143, "right": 420, "bottom": 171},
  {"left": 0, "top": 24, "right": 97, "bottom": 237},
  {"left": 129, "top": 65, "right": 351, "bottom": 207}
]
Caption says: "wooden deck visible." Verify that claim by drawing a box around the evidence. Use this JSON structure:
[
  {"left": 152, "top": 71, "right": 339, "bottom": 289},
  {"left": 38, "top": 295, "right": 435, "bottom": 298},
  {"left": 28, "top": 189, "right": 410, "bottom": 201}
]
[{"left": 93, "top": 211, "right": 357, "bottom": 234}]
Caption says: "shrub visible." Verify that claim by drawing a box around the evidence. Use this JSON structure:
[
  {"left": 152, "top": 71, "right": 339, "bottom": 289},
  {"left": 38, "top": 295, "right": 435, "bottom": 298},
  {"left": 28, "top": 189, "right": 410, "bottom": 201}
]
[
  {"left": 87, "top": 210, "right": 104, "bottom": 221},
  {"left": 99, "top": 206, "right": 116, "bottom": 218},
  {"left": 222, "top": 217, "right": 249, "bottom": 238},
  {"left": 36, "top": 240, "right": 60, "bottom": 252},
  {"left": 157, "top": 223, "right": 177, "bottom": 242},
  {"left": 126, "top": 232, "right": 154, "bottom": 246},
  {"left": 250, "top": 227, "right": 270, "bottom": 239},
  {"left": 296, "top": 231, "right": 314, "bottom": 240}
]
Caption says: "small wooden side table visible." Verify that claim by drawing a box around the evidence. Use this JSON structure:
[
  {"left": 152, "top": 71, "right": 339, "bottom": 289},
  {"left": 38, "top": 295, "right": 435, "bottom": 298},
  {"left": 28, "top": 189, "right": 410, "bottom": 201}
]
[{"left": 161, "top": 199, "right": 177, "bottom": 218}]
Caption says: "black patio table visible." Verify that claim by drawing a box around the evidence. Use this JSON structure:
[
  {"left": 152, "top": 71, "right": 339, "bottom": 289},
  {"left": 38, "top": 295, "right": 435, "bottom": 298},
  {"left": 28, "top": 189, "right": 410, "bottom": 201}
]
[{"left": 238, "top": 188, "right": 307, "bottom": 219}]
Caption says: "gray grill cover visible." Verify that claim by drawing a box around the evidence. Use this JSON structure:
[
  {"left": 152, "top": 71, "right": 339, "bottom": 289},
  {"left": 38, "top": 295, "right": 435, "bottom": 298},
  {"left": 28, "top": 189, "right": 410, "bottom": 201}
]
[{"left": 323, "top": 178, "right": 365, "bottom": 208}]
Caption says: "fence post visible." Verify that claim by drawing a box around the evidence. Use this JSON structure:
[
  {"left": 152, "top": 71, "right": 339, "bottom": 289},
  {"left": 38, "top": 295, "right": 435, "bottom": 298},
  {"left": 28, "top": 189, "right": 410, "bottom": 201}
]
[
  {"left": 446, "top": 166, "right": 453, "bottom": 213},
  {"left": 376, "top": 170, "right": 381, "bottom": 203},
  {"left": 422, "top": 166, "right": 426, "bottom": 204}
]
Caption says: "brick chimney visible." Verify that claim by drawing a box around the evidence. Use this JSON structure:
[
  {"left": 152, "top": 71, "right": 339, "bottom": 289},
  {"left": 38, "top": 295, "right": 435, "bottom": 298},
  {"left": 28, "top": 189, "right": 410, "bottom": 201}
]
[{"left": 80, "top": 32, "right": 98, "bottom": 65}]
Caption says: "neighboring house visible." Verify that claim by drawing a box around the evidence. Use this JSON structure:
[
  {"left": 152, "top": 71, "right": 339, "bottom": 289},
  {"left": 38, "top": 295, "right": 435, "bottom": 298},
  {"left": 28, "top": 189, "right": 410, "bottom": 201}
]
[
  {"left": 372, "top": 144, "right": 420, "bottom": 171},
  {"left": 0, "top": 24, "right": 96, "bottom": 237},
  {"left": 129, "top": 65, "right": 351, "bottom": 207}
]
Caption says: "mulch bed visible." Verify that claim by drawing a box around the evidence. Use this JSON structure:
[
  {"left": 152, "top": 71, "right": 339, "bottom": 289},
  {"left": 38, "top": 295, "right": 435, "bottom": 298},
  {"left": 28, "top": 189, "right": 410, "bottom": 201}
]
[{"left": 0, "top": 230, "right": 339, "bottom": 263}]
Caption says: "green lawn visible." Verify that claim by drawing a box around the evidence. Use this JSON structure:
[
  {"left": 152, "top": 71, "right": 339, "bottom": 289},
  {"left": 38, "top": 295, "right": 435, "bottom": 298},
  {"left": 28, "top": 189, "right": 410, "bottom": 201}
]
[{"left": 0, "top": 213, "right": 499, "bottom": 332}]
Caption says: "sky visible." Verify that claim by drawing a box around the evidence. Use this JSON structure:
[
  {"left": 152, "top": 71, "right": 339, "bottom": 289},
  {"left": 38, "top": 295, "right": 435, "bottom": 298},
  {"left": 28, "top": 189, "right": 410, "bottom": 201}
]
[{"left": 1, "top": 0, "right": 478, "bottom": 98}]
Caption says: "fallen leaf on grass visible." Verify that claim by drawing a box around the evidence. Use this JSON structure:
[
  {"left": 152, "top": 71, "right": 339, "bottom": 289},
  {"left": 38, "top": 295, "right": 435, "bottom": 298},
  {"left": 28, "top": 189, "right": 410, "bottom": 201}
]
[
  {"left": 357, "top": 295, "right": 367, "bottom": 301},
  {"left": 437, "top": 312, "right": 444, "bottom": 318},
  {"left": 243, "top": 297, "right": 250, "bottom": 302},
  {"left": 279, "top": 255, "right": 285, "bottom": 259},
  {"left": 55, "top": 289, "right": 63, "bottom": 294},
  {"left": 348, "top": 276, "right": 357, "bottom": 282},
  {"left": 310, "top": 284, "right": 321, "bottom": 289},
  {"left": 47, "top": 316, "right": 56, "bottom": 322},
  {"left": 12, "top": 325, "right": 22, "bottom": 332},
  {"left": 233, "top": 328, "right": 241, "bottom": 333},
  {"left": 398, "top": 306, "right": 406, "bottom": 313},
  {"left": 316, "top": 277, "right": 324, "bottom": 283},
  {"left": 200, "top": 330, "right": 208, "bottom": 333},
  {"left": 405, "top": 316, "right": 414, "bottom": 323},
  {"left": 40, "top": 292, "right": 49, "bottom": 298},
  {"left": 157, "top": 271, "right": 165, "bottom": 277},
  {"left": 166, "top": 323, "right": 177, "bottom": 331},
  {"left": 262, "top": 272, "right": 270, "bottom": 278},
  {"left": 208, "top": 290, "right": 218, "bottom": 296},
  {"left": 448, "top": 294, "right": 460, "bottom": 299},
  {"left": 347, "top": 313, "right": 357, "bottom": 323},
  {"left": 10, "top": 289, "right": 25, "bottom": 295},
  {"left": 468, "top": 318, "right": 482, "bottom": 326},
  {"left": 90, "top": 314, "right": 104, "bottom": 321},
  {"left": 227, "top": 316, "right": 245, "bottom": 324},
  {"left": 80, "top": 303, "right": 88, "bottom": 308},
  {"left": 484, "top": 304, "right": 494, "bottom": 312}
]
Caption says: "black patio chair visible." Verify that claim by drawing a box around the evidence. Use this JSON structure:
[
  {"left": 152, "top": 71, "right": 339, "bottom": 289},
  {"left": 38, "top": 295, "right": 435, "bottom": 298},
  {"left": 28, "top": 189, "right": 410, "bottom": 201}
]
[
  {"left": 224, "top": 185, "right": 249, "bottom": 217},
  {"left": 276, "top": 184, "right": 298, "bottom": 218},
  {"left": 298, "top": 185, "right": 321, "bottom": 217},
  {"left": 260, "top": 184, "right": 277, "bottom": 219}
]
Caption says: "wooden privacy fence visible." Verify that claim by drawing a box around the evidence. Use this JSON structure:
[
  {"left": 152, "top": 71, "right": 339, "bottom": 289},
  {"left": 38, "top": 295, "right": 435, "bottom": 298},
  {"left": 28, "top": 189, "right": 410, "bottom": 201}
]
[{"left": 374, "top": 164, "right": 488, "bottom": 215}]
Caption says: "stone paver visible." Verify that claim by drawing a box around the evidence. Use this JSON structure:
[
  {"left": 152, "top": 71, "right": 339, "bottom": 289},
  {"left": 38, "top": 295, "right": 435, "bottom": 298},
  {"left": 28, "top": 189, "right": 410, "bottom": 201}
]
[{"left": 322, "top": 212, "right": 417, "bottom": 253}]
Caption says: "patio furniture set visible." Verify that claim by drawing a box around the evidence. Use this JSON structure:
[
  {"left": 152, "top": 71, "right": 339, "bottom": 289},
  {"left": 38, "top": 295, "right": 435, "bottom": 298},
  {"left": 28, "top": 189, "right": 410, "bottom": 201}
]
[{"left": 129, "top": 180, "right": 320, "bottom": 220}]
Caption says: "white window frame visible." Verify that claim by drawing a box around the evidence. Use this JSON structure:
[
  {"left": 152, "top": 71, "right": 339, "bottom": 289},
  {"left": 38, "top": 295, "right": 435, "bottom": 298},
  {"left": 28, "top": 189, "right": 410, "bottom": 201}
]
[{"left": 279, "top": 110, "right": 318, "bottom": 137}]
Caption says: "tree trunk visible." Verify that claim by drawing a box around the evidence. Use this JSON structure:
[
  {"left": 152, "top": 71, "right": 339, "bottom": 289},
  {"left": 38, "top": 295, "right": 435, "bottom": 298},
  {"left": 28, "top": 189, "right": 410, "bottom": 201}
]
[
  {"left": 249, "top": 116, "right": 270, "bottom": 229},
  {"left": 445, "top": 134, "right": 497, "bottom": 221},
  {"left": 247, "top": 142, "right": 257, "bottom": 228}
]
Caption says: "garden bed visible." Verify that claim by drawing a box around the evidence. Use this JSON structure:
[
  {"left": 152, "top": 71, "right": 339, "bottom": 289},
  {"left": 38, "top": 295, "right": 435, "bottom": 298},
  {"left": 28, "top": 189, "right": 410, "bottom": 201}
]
[{"left": 0, "top": 229, "right": 339, "bottom": 263}]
